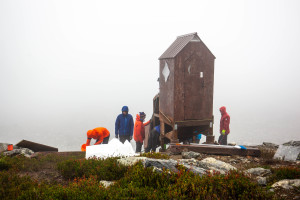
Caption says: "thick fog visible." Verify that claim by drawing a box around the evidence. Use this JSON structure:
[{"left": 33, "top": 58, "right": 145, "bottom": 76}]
[{"left": 1, "top": 0, "right": 300, "bottom": 151}]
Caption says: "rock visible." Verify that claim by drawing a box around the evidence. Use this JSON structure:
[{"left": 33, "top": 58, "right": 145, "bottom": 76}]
[
  {"left": 283, "top": 141, "right": 300, "bottom": 147},
  {"left": 0, "top": 143, "right": 9, "bottom": 152},
  {"left": 271, "top": 179, "right": 300, "bottom": 189},
  {"left": 256, "top": 176, "right": 267, "bottom": 186},
  {"left": 274, "top": 144, "right": 300, "bottom": 161},
  {"left": 3, "top": 148, "right": 34, "bottom": 158},
  {"left": 182, "top": 164, "right": 207, "bottom": 176},
  {"left": 245, "top": 167, "right": 271, "bottom": 177},
  {"left": 117, "top": 157, "right": 147, "bottom": 166},
  {"left": 197, "top": 157, "right": 237, "bottom": 174},
  {"left": 143, "top": 158, "right": 179, "bottom": 173},
  {"left": 181, "top": 151, "right": 201, "bottom": 159},
  {"left": 178, "top": 158, "right": 198, "bottom": 166},
  {"left": 99, "top": 180, "right": 115, "bottom": 188},
  {"left": 241, "top": 158, "right": 251, "bottom": 164},
  {"left": 262, "top": 142, "right": 279, "bottom": 149}
]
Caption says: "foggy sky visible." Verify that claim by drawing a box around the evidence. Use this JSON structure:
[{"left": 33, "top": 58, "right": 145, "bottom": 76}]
[{"left": 1, "top": 0, "right": 300, "bottom": 151}]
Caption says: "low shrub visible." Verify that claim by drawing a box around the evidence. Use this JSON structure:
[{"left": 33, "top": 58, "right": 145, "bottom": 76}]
[
  {"left": 0, "top": 157, "right": 11, "bottom": 170},
  {"left": 0, "top": 161, "right": 274, "bottom": 199},
  {"left": 268, "top": 166, "right": 300, "bottom": 185},
  {"left": 57, "top": 157, "right": 128, "bottom": 181},
  {"left": 110, "top": 162, "right": 273, "bottom": 199},
  {"left": 258, "top": 147, "right": 276, "bottom": 160},
  {"left": 139, "top": 152, "right": 170, "bottom": 159},
  {"left": 0, "top": 171, "right": 39, "bottom": 199}
]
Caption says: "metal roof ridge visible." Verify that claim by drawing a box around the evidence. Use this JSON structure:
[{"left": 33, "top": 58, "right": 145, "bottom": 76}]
[{"left": 177, "top": 32, "right": 198, "bottom": 38}]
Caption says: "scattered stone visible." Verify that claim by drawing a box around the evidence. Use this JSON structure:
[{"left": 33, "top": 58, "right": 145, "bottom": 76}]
[
  {"left": 256, "top": 176, "right": 267, "bottom": 186},
  {"left": 117, "top": 157, "right": 147, "bottom": 166},
  {"left": 182, "top": 164, "right": 207, "bottom": 176},
  {"left": 283, "top": 141, "right": 300, "bottom": 147},
  {"left": 3, "top": 148, "right": 34, "bottom": 158},
  {"left": 178, "top": 158, "right": 198, "bottom": 166},
  {"left": 143, "top": 158, "right": 179, "bottom": 173},
  {"left": 245, "top": 167, "right": 271, "bottom": 177},
  {"left": 228, "top": 159, "right": 237, "bottom": 164},
  {"left": 181, "top": 151, "right": 201, "bottom": 159},
  {"left": 241, "top": 158, "right": 251, "bottom": 164},
  {"left": 262, "top": 142, "right": 279, "bottom": 149},
  {"left": 271, "top": 179, "right": 300, "bottom": 189},
  {"left": 99, "top": 180, "right": 115, "bottom": 188},
  {"left": 197, "top": 157, "right": 237, "bottom": 174}
]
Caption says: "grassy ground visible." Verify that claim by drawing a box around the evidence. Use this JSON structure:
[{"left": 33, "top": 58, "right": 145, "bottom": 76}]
[{"left": 0, "top": 149, "right": 299, "bottom": 199}]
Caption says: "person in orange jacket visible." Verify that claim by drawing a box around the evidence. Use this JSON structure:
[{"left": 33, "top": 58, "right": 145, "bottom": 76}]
[
  {"left": 133, "top": 112, "right": 150, "bottom": 153},
  {"left": 86, "top": 127, "right": 110, "bottom": 146}
]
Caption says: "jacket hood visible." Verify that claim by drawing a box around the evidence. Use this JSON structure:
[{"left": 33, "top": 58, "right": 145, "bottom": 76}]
[
  {"left": 219, "top": 106, "right": 227, "bottom": 115},
  {"left": 122, "top": 106, "right": 129, "bottom": 112},
  {"left": 136, "top": 114, "right": 141, "bottom": 121}
]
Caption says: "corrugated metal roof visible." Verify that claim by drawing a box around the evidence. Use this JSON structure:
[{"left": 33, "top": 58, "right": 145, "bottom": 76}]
[{"left": 159, "top": 32, "right": 201, "bottom": 60}]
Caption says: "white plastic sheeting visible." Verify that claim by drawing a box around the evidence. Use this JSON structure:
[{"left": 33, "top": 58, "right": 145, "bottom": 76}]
[
  {"left": 273, "top": 145, "right": 300, "bottom": 161},
  {"left": 85, "top": 138, "right": 137, "bottom": 159}
]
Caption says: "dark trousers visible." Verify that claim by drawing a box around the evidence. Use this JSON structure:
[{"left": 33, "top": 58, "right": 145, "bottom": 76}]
[
  {"left": 103, "top": 135, "right": 110, "bottom": 144},
  {"left": 218, "top": 134, "right": 228, "bottom": 145},
  {"left": 95, "top": 135, "right": 110, "bottom": 145},
  {"left": 119, "top": 135, "right": 131, "bottom": 144},
  {"left": 136, "top": 141, "right": 143, "bottom": 153},
  {"left": 145, "top": 129, "right": 160, "bottom": 152}
]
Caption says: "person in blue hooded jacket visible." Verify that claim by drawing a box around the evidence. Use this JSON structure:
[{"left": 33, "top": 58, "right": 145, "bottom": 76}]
[{"left": 115, "top": 106, "right": 134, "bottom": 143}]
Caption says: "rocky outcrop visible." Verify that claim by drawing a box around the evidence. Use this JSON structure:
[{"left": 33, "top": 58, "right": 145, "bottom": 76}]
[
  {"left": 117, "top": 157, "right": 147, "bottom": 166},
  {"left": 0, "top": 143, "right": 9, "bottom": 152},
  {"left": 197, "top": 157, "right": 237, "bottom": 174},
  {"left": 262, "top": 142, "right": 279, "bottom": 149},
  {"left": 271, "top": 179, "right": 300, "bottom": 189},
  {"left": 2, "top": 148, "right": 34, "bottom": 158},
  {"left": 143, "top": 158, "right": 179, "bottom": 173},
  {"left": 244, "top": 167, "right": 271, "bottom": 177},
  {"left": 181, "top": 151, "right": 201, "bottom": 159},
  {"left": 256, "top": 177, "right": 267, "bottom": 186}
]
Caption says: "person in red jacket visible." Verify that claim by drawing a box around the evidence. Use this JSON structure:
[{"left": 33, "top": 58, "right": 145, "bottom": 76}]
[
  {"left": 133, "top": 112, "right": 150, "bottom": 153},
  {"left": 86, "top": 127, "right": 110, "bottom": 146},
  {"left": 218, "top": 106, "right": 230, "bottom": 145}
]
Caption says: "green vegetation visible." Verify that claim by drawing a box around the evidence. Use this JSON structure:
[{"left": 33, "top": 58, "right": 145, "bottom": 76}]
[
  {"left": 0, "top": 153, "right": 277, "bottom": 199},
  {"left": 268, "top": 166, "right": 300, "bottom": 185},
  {"left": 139, "top": 152, "right": 170, "bottom": 159},
  {"left": 0, "top": 157, "right": 11, "bottom": 170},
  {"left": 57, "top": 157, "right": 128, "bottom": 181}
]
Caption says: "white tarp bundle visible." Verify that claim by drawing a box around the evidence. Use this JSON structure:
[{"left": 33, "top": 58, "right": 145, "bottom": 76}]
[{"left": 85, "top": 138, "right": 137, "bottom": 159}]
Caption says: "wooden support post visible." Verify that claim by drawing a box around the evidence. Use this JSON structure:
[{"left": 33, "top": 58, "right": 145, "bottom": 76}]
[
  {"left": 171, "top": 123, "right": 179, "bottom": 143},
  {"left": 159, "top": 120, "right": 166, "bottom": 152},
  {"left": 206, "top": 121, "right": 215, "bottom": 144}
]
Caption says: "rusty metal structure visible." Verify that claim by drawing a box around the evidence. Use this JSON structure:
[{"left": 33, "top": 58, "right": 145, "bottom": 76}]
[{"left": 153, "top": 32, "right": 215, "bottom": 150}]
